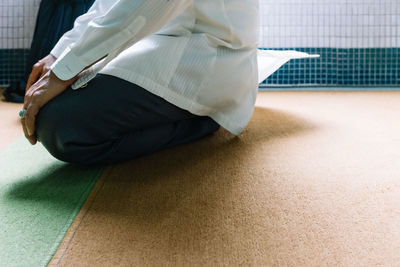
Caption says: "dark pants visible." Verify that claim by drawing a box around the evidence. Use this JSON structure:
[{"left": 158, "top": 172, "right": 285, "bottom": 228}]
[{"left": 36, "top": 74, "right": 220, "bottom": 165}]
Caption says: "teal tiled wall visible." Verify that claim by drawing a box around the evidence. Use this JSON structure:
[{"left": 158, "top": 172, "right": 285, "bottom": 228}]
[
  {"left": 1, "top": 48, "right": 400, "bottom": 87},
  {"left": 260, "top": 48, "right": 400, "bottom": 87},
  {"left": 0, "top": 49, "right": 30, "bottom": 87}
]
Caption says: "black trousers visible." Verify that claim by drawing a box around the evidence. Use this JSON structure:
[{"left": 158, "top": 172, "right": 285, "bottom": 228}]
[{"left": 36, "top": 74, "right": 220, "bottom": 165}]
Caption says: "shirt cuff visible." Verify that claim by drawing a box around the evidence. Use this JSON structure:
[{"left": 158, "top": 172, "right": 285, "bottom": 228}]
[
  {"left": 50, "top": 40, "right": 70, "bottom": 59},
  {"left": 50, "top": 47, "right": 87, "bottom": 81}
]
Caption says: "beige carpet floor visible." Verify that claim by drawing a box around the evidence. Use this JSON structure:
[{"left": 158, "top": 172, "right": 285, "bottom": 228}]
[
  {"left": 0, "top": 89, "right": 23, "bottom": 150},
  {"left": 2, "top": 91, "right": 400, "bottom": 266}
]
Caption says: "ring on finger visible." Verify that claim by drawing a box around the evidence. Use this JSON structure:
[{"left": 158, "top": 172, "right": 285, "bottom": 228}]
[{"left": 19, "top": 108, "right": 27, "bottom": 119}]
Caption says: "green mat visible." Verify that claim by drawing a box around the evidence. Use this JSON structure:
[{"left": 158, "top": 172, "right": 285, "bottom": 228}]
[{"left": 0, "top": 138, "right": 104, "bottom": 267}]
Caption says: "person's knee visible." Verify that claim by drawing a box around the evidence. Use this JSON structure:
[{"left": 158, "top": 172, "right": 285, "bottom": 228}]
[{"left": 36, "top": 100, "right": 92, "bottom": 164}]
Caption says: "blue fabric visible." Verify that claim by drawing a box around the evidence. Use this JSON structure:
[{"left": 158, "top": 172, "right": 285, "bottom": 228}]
[{"left": 36, "top": 74, "right": 220, "bottom": 165}]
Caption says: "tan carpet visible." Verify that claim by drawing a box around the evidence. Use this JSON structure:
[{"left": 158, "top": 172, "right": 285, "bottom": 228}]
[
  {"left": 0, "top": 89, "right": 23, "bottom": 150},
  {"left": 2, "top": 91, "right": 400, "bottom": 266}
]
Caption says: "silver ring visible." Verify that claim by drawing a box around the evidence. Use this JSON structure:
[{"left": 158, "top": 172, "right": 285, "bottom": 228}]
[{"left": 19, "top": 109, "right": 27, "bottom": 119}]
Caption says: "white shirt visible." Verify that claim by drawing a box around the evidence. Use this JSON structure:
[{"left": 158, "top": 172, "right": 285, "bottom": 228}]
[{"left": 50, "top": 0, "right": 260, "bottom": 135}]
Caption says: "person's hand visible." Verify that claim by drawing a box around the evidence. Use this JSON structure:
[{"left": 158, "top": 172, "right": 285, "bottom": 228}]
[
  {"left": 21, "top": 70, "right": 76, "bottom": 145},
  {"left": 26, "top": 54, "right": 57, "bottom": 91}
]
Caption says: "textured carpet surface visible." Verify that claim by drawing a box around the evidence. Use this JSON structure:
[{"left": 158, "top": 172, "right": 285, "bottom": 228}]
[
  {"left": 0, "top": 91, "right": 23, "bottom": 150},
  {"left": 0, "top": 138, "right": 104, "bottom": 267},
  {"left": 48, "top": 91, "right": 400, "bottom": 266}
]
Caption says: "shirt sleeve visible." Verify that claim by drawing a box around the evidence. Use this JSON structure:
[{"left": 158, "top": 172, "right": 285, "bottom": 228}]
[{"left": 50, "top": 0, "right": 191, "bottom": 81}]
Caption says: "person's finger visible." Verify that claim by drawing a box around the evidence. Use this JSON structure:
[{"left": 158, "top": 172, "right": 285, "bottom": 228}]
[
  {"left": 21, "top": 93, "right": 37, "bottom": 145},
  {"left": 24, "top": 102, "right": 40, "bottom": 140},
  {"left": 21, "top": 118, "right": 37, "bottom": 145},
  {"left": 26, "top": 63, "right": 42, "bottom": 91}
]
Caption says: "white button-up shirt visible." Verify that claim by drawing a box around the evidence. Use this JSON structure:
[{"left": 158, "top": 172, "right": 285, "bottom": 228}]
[{"left": 50, "top": 0, "right": 260, "bottom": 135}]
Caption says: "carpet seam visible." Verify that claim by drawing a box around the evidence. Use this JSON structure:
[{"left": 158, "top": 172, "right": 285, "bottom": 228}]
[
  {"left": 43, "top": 165, "right": 106, "bottom": 267},
  {"left": 52, "top": 165, "right": 115, "bottom": 266}
]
